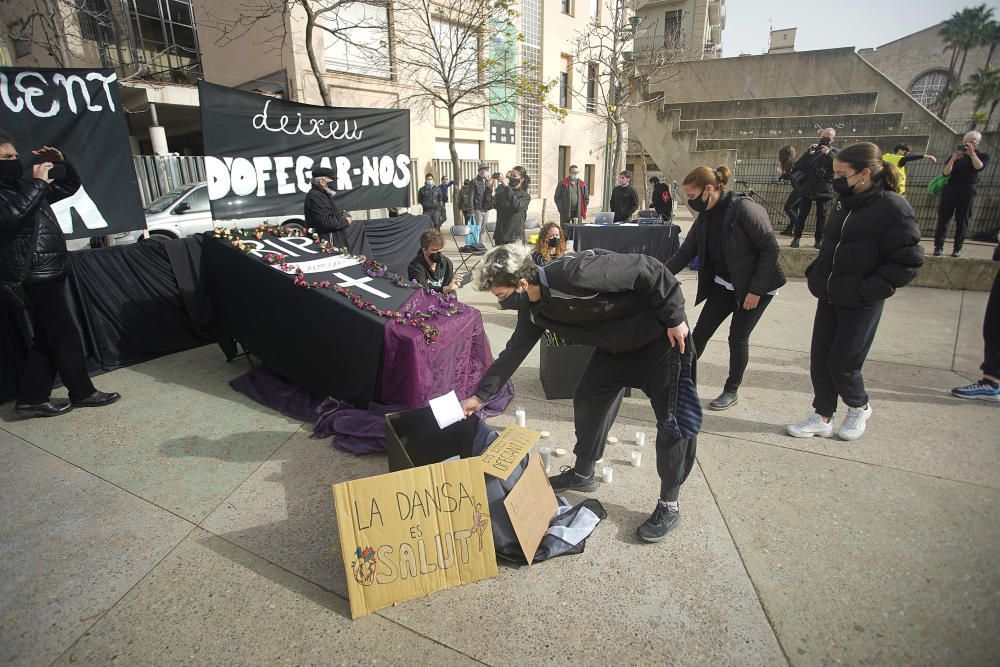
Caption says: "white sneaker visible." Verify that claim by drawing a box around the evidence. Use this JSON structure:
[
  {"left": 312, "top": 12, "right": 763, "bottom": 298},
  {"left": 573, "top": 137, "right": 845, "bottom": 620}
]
[
  {"left": 837, "top": 404, "right": 872, "bottom": 441},
  {"left": 786, "top": 412, "right": 836, "bottom": 438}
]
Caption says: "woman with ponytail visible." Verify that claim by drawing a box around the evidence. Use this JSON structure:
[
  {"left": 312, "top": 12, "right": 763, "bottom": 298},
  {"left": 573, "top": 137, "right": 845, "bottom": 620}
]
[
  {"left": 667, "top": 164, "right": 785, "bottom": 411},
  {"left": 788, "top": 142, "right": 923, "bottom": 442},
  {"left": 494, "top": 165, "right": 531, "bottom": 244}
]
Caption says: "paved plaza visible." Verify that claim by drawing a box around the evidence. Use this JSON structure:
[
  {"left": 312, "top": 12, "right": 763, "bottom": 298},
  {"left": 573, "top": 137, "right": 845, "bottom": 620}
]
[{"left": 2, "top": 244, "right": 998, "bottom": 666}]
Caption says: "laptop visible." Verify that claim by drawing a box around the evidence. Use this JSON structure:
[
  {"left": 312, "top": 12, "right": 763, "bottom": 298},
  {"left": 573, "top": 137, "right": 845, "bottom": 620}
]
[{"left": 593, "top": 212, "right": 616, "bottom": 225}]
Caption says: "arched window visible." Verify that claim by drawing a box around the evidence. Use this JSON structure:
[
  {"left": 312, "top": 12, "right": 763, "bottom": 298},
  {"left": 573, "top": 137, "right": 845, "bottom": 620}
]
[{"left": 909, "top": 70, "right": 951, "bottom": 107}]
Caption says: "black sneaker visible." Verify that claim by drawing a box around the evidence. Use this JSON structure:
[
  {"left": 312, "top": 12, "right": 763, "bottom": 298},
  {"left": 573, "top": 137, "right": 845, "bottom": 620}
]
[
  {"left": 813, "top": 240, "right": 823, "bottom": 249},
  {"left": 933, "top": 248, "right": 943, "bottom": 256},
  {"left": 636, "top": 502, "right": 680, "bottom": 542},
  {"left": 789, "top": 238, "right": 800, "bottom": 248},
  {"left": 709, "top": 390, "right": 739, "bottom": 411},
  {"left": 548, "top": 465, "right": 598, "bottom": 492}
]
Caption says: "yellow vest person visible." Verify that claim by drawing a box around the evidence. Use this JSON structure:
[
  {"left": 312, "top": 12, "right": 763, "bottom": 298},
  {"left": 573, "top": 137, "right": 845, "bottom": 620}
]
[{"left": 882, "top": 144, "right": 937, "bottom": 195}]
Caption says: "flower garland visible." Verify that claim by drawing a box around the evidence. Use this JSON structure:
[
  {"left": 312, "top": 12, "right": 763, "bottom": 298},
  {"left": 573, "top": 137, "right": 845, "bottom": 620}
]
[{"left": 213, "top": 224, "right": 463, "bottom": 343}]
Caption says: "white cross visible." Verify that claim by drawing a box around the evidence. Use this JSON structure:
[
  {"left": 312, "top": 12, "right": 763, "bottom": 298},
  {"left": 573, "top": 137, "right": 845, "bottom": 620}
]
[{"left": 334, "top": 272, "right": 391, "bottom": 299}]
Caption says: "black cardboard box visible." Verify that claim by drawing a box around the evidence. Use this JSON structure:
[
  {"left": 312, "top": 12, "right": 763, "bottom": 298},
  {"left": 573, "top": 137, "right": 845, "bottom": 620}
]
[
  {"left": 539, "top": 337, "right": 595, "bottom": 400},
  {"left": 385, "top": 407, "right": 481, "bottom": 472}
]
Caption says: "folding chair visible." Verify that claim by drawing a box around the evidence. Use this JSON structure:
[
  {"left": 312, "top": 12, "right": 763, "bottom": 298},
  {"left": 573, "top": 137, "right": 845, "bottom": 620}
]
[
  {"left": 450, "top": 224, "right": 482, "bottom": 273},
  {"left": 483, "top": 219, "right": 497, "bottom": 246}
]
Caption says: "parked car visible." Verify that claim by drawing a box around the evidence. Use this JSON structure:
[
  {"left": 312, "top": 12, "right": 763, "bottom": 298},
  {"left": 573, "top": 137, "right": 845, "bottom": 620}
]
[{"left": 115, "top": 181, "right": 306, "bottom": 244}]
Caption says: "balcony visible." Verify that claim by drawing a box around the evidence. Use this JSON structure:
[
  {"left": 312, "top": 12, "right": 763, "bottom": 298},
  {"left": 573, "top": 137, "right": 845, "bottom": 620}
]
[{"left": 634, "top": 33, "right": 682, "bottom": 53}]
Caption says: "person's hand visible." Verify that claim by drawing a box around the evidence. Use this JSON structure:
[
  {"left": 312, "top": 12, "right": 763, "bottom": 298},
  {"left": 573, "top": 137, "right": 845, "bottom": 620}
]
[
  {"left": 952, "top": 150, "right": 964, "bottom": 161},
  {"left": 742, "top": 293, "right": 761, "bottom": 310},
  {"left": 963, "top": 142, "right": 974, "bottom": 155},
  {"left": 32, "top": 146, "right": 63, "bottom": 163},
  {"left": 448, "top": 272, "right": 464, "bottom": 292},
  {"left": 32, "top": 162, "right": 53, "bottom": 183},
  {"left": 460, "top": 396, "right": 483, "bottom": 417},
  {"left": 666, "top": 322, "right": 689, "bottom": 354},
  {"left": 819, "top": 145, "right": 831, "bottom": 156},
  {"left": 926, "top": 154, "right": 938, "bottom": 163}
]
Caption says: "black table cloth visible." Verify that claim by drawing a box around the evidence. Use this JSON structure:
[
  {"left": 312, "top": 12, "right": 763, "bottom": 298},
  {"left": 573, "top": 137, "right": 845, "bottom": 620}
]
[{"left": 566, "top": 223, "right": 681, "bottom": 264}]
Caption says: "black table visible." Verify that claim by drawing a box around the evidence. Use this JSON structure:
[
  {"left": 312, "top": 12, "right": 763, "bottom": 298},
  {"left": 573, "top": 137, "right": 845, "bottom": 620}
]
[{"left": 565, "top": 223, "right": 680, "bottom": 264}]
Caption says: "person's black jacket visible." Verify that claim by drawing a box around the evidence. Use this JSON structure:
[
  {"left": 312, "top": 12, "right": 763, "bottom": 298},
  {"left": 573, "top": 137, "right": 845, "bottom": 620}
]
[
  {"left": 475, "top": 249, "right": 687, "bottom": 398},
  {"left": 610, "top": 185, "right": 639, "bottom": 221},
  {"left": 793, "top": 145, "right": 839, "bottom": 200},
  {"left": 493, "top": 186, "right": 531, "bottom": 244},
  {"left": 0, "top": 161, "right": 80, "bottom": 284},
  {"left": 805, "top": 179, "right": 923, "bottom": 308},
  {"left": 650, "top": 182, "right": 672, "bottom": 218},
  {"left": 469, "top": 176, "right": 494, "bottom": 211},
  {"left": 407, "top": 251, "right": 454, "bottom": 291},
  {"left": 418, "top": 184, "right": 442, "bottom": 211},
  {"left": 667, "top": 193, "right": 786, "bottom": 304},
  {"left": 553, "top": 178, "right": 589, "bottom": 223},
  {"left": 304, "top": 185, "right": 349, "bottom": 247}
]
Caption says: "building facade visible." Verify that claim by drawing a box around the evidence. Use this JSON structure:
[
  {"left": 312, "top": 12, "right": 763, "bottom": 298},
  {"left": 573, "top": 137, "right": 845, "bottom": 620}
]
[{"left": 633, "top": 0, "right": 725, "bottom": 62}]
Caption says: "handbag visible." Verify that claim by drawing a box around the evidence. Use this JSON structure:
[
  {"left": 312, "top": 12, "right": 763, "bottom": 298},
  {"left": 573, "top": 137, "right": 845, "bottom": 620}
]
[
  {"left": 661, "top": 339, "right": 702, "bottom": 440},
  {"left": 928, "top": 174, "right": 949, "bottom": 196}
]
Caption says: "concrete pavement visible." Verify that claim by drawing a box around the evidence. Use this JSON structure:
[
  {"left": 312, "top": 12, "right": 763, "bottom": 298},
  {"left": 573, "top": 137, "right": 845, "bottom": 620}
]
[{"left": 1, "top": 262, "right": 998, "bottom": 666}]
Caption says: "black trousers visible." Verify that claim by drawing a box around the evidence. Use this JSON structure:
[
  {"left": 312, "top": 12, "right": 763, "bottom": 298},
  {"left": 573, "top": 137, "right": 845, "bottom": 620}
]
[
  {"left": 692, "top": 281, "right": 773, "bottom": 393},
  {"left": 982, "top": 267, "right": 1000, "bottom": 378},
  {"left": 19, "top": 278, "right": 96, "bottom": 404},
  {"left": 809, "top": 299, "right": 884, "bottom": 417},
  {"left": 782, "top": 191, "right": 803, "bottom": 230},
  {"left": 572, "top": 335, "right": 697, "bottom": 502},
  {"left": 935, "top": 185, "right": 976, "bottom": 252},
  {"left": 795, "top": 198, "right": 829, "bottom": 243},
  {"left": 424, "top": 208, "right": 442, "bottom": 229}
]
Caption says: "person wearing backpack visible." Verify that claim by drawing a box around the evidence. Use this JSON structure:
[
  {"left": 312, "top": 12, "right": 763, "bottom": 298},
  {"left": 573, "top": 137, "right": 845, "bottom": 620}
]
[{"left": 666, "top": 165, "right": 785, "bottom": 411}]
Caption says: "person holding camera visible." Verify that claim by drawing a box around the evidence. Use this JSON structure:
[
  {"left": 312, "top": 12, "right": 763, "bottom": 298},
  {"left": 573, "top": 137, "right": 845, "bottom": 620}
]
[
  {"left": 493, "top": 166, "right": 531, "bottom": 244},
  {"left": 790, "top": 128, "right": 838, "bottom": 248},
  {"left": 0, "top": 130, "right": 120, "bottom": 417},
  {"left": 934, "top": 131, "right": 989, "bottom": 258}
]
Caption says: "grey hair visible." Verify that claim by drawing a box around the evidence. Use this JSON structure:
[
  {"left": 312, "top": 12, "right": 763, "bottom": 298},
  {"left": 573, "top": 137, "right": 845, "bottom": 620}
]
[
  {"left": 473, "top": 243, "right": 538, "bottom": 291},
  {"left": 963, "top": 131, "right": 982, "bottom": 144},
  {"left": 821, "top": 127, "right": 837, "bottom": 137}
]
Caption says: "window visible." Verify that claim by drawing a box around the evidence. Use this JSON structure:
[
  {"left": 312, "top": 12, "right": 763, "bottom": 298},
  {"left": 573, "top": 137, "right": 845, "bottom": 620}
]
[
  {"left": 562, "top": 0, "right": 573, "bottom": 16},
  {"left": 181, "top": 186, "right": 210, "bottom": 213},
  {"left": 590, "top": 0, "right": 600, "bottom": 22},
  {"left": 585, "top": 164, "right": 595, "bottom": 189},
  {"left": 559, "top": 55, "right": 572, "bottom": 109},
  {"left": 558, "top": 146, "right": 571, "bottom": 180},
  {"left": 909, "top": 70, "right": 950, "bottom": 107},
  {"left": 323, "top": 2, "right": 390, "bottom": 79},
  {"left": 664, "top": 10, "right": 682, "bottom": 49},
  {"left": 586, "top": 62, "right": 598, "bottom": 112},
  {"left": 430, "top": 17, "right": 480, "bottom": 89},
  {"left": 124, "top": 0, "right": 202, "bottom": 83}
]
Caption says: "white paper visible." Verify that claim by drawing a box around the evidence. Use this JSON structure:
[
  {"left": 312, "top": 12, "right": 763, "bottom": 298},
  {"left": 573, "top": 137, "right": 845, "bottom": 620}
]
[
  {"left": 270, "top": 255, "right": 361, "bottom": 275},
  {"left": 429, "top": 390, "right": 464, "bottom": 430}
]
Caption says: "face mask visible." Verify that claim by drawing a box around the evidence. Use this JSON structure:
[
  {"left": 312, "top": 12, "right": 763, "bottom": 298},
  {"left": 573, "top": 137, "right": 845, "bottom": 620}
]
[
  {"left": 498, "top": 289, "right": 526, "bottom": 310},
  {"left": 548, "top": 236, "right": 560, "bottom": 248},
  {"left": 508, "top": 177, "right": 520, "bottom": 187},
  {"left": 618, "top": 178, "right": 629, "bottom": 186},
  {"left": 479, "top": 172, "right": 489, "bottom": 179},
  {"left": 0, "top": 159, "right": 23, "bottom": 182},
  {"left": 428, "top": 251, "right": 442, "bottom": 263},
  {"left": 569, "top": 173, "right": 578, "bottom": 180},
  {"left": 687, "top": 188, "right": 709, "bottom": 213},
  {"left": 832, "top": 176, "right": 856, "bottom": 196},
  {"left": 818, "top": 137, "right": 831, "bottom": 147},
  {"left": 425, "top": 180, "right": 435, "bottom": 187}
]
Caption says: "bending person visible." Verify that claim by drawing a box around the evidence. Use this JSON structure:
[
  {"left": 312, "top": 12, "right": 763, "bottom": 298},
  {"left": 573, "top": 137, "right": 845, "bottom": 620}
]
[
  {"left": 667, "top": 165, "right": 785, "bottom": 411},
  {"left": 460, "top": 244, "right": 694, "bottom": 542},
  {"left": 787, "top": 142, "right": 923, "bottom": 441},
  {"left": 0, "top": 130, "right": 120, "bottom": 417}
]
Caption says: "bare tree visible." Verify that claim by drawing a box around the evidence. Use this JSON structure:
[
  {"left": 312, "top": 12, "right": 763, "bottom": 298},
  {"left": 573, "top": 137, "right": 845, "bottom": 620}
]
[
  {"left": 369, "top": 0, "right": 561, "bottom": 221},
  {"left": 571, "top": 0, "right": 678, "bottom": 207}
]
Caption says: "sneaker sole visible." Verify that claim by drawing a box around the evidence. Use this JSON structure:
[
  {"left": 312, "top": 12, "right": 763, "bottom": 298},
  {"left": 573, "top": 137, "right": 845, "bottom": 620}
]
[
  {"left": 551, "top": 480, "right": 598, "bottom": 493},
  {"left": 951, "top": 392, "right": 1000, "bottom": 402},
  {"left": 786, "top": 427, "right": 835, "bottom": 439},
  {"left": 636, "top": 516, "right": 681, "bottom": 543},
  {"left": 708, "top": 398, "right": 738, "bottom": 411}
]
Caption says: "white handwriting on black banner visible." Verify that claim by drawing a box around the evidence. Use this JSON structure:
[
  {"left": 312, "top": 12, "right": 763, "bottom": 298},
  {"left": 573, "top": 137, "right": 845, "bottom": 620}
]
[
  {"left": 205, "top": 154, "right": 411, "bottom": 201},
  {"left": 0, "top": 71, "right": 118, "bottom": 117},
  {"left": 252, "top": 99, "right": 364, "bottom": 141}
]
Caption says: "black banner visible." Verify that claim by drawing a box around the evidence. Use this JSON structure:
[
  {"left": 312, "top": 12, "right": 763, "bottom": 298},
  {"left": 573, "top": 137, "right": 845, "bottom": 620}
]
[
  {"left": 0, "top": 68, "right": 146, "bottom": 239},
  {"left": 199, "top": 82, "right": 411, "bottom": 220}
]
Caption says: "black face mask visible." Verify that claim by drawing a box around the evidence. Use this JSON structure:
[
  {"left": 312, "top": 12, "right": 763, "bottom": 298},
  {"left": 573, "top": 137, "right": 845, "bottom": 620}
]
[
  {"left": 832, "top": 176, "right": 855, "bottom": 196},
  {"left": 498, "top": 290, "right": 526, "bottom": 310},
  {"left": 427, "top": 251, "right": 442, "bottom": 264},
  {"left": 548, "top": 237, "right": 560, "bottom": 248},
  {"left": 687, "top": 188, "right": 709, "bottom": 213},
  {"left": 508, "top": 177, "right": 521, "bottom": 187},
  {"left": 0, "top": 160, "right": 23, "bottom": 183}
]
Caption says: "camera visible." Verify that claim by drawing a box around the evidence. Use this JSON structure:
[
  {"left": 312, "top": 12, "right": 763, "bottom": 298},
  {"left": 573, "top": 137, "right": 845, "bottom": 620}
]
[
  {"left": 48, "top": 164, "right": 67, "bottom": 180},
  {"left": 818, "top": 137, "right": 831, "bottom": 147},
  {"left": 957, "top": 144, "right": 968, "bottom": 151}
]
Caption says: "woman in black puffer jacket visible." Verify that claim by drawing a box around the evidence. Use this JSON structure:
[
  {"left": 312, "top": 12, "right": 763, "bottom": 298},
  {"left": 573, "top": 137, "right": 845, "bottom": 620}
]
[
  {"left": 0, "top": 130, "right": 119, "bottom": 418},
  {"left": 787, "top": 142, "right": 923, "bottom": 443},
  {"left": 667, "top": 164, "right": 786, "bottom": 411},
  {"left": 493, "top": 166, "right": 531, "bottom": 244}
]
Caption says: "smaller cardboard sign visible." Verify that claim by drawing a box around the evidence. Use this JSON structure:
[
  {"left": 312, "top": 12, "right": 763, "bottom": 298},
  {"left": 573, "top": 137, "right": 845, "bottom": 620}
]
[
  {"left": 480, "top": 425, "right": 540, "bottom": 480},
  {"left": 332, "top": 457, "right": 498, "bottom": 619},
  {"left": 503, "top": 454, "right": 559, "bottom": 564}
]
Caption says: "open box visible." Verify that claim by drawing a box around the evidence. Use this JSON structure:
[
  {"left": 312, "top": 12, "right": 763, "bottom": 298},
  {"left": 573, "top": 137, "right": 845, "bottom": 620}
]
[{"left": 385, "top": 406, "right": 482, "bottom": 472}]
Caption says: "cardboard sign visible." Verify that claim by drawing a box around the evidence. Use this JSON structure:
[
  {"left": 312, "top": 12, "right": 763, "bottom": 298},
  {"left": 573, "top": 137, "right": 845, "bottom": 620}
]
[
  {"left": 480, "top": 425, "right": 540, "bottom": 480},
  {"left": 332, "top": 458, "right": 498, "bottom": 619},
  {"left": 503, "top": 454, "right": 559, "bottom": 564}
]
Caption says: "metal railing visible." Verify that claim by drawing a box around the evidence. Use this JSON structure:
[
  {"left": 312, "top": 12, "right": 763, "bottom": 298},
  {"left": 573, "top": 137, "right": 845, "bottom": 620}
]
[
  {"left": 432, "top": 159, "right": 501, "bottom": 185},
  {"left": 133, "top": 155, "right": 206, "bottom": 206},
  {"left": 733, "top": 158, "right": 1000, "bottom": 240}
]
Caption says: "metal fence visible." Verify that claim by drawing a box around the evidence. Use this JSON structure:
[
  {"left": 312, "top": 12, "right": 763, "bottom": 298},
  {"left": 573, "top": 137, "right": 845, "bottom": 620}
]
[
  {"left": 432, "top": 159, "right": 501, "bottom": 185},
  {"left": 733, "top": 158, "right": 1000, "bottom": 240},
  {"left": 133, "top": 155, "right": 206, "bottom": 207}
]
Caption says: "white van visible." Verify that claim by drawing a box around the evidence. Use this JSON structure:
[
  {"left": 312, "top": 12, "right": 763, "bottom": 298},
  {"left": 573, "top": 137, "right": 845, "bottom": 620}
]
[{"left": 115, "top": 182, "right": 306, "bottom": 243}]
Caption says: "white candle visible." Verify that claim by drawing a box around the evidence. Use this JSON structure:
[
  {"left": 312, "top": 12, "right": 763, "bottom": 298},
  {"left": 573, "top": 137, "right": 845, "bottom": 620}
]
[
  {"left": 515, "top": 406, "right": 526, "bottom": 427},
  {"left": 538, "top": 447, "right": 551, "bottom": 473},
  {"left": 540, "top": 430, "right": 550, "bottom": 438},
  {"left": 630, "top": 450, "right": 642, "bottom": 467},
  {"left": 635, "top": 431, "right": 646, "bottom": 447},
  {"left": 602, "top": 466, "right": 614, "bottom": 483},
  {"left": 607, "top": 436, "right": 619, "bottom": 444}
]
